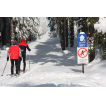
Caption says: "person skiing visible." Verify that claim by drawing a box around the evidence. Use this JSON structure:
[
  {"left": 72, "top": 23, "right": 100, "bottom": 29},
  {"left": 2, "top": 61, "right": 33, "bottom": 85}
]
[
  {"left": 18, "top": 38, "right": 31, "bottom": 73},
  {"left": 7, "top": 40, "right": 21, "bottom": 76}
]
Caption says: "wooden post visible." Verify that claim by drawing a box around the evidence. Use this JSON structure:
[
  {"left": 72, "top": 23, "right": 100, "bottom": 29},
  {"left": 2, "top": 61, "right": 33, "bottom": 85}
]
[{"left": 82, "top": 64, "right": 84, "bottom": 73}]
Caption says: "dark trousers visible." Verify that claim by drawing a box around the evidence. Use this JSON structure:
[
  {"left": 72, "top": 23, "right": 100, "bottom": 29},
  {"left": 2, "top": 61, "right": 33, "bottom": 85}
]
[
  {"left": 11, "top": 59, "right": 19, "bottom": 74},
  {"left": 19, "top": 52, "right": 26, "bottom": 71}
]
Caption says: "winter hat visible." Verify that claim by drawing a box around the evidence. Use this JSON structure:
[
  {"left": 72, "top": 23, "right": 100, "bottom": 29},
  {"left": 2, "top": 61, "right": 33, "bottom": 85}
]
[
  {"left": 21, "top": 38, "right": 25, "bottom": 42},
  {"left": 13, "top": 40, "right": 17, "bottom": 45}
]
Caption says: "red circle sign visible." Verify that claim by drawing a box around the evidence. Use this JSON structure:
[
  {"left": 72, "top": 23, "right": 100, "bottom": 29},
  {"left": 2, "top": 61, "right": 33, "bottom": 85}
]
[
  {"left": 87, "top": 37, "right": 93, "bottom": 44},
  {"left": 78, "top": 48, "right": 88, "bottom": 58}
]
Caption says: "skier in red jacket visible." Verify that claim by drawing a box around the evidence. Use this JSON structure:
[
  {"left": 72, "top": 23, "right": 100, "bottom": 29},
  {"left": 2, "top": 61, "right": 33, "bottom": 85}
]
[
  {"left": 7, "top": 40, "right": 21, "bottom": 76},
  {"left": 18, "top": 38, "right": 31, "bottom": 73}
]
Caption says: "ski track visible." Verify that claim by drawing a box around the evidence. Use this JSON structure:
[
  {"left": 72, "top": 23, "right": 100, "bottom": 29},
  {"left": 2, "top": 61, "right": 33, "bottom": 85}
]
[{"left": 0, "top": 32, "right": 102, "bottom": 87}]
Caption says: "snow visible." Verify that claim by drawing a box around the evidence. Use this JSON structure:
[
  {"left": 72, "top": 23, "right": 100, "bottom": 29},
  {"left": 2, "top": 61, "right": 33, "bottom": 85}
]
[
  {"left": 94, "top": 17, "right": 106, "bottom": 34},
  {"left": 0, "top": 31, "right": 106, "bottom": 87},
  {"left": 80, "top": 32, "right": 85, "bottom": 34}
]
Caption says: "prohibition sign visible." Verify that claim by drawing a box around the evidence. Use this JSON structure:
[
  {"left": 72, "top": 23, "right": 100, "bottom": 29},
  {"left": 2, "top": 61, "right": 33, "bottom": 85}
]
[
  {"left": 78, "top": 48, "right": 88, "bottom": 58},
  {"left": 87, "top": 37, "right": 93, "bottom": 44}
]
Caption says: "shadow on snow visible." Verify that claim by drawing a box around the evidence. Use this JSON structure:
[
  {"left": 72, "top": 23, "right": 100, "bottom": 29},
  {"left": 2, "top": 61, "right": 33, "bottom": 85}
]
[
  {"left": 26, "top": 37, "right": 80, "bottom": 67},
  {"left": 6, "top": 83, "right": 87, "bottom": 87}
]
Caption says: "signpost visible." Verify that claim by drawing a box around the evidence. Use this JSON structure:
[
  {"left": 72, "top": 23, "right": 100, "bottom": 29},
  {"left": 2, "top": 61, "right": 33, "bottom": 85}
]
[{"left": 77, "top": 32, "right": 88, "bottom": 73}]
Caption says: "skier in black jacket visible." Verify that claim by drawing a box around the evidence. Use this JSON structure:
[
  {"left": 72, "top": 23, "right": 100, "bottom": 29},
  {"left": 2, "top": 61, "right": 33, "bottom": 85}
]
[{"left": 18, "top": 38, "right": 31, "bottom": 73}]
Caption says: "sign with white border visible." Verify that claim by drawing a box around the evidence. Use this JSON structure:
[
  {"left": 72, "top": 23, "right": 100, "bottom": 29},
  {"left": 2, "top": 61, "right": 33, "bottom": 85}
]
[{"left": 77, "top": 47, "right": 88, "bottom": 64}]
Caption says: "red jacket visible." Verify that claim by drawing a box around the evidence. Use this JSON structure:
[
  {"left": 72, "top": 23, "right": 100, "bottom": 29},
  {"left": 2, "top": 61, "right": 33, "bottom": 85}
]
[{"left": 8, "top": 45, "right": 20, "bottom": 59}]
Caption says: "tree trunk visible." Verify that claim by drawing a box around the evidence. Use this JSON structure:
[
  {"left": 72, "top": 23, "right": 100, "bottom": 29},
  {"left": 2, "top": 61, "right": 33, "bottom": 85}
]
[
  {"left": 66, "top": 20, "right": 68, "bottom": 47},
  {"left": 61, "top": 22, "right": 64, "bottom": 50},
  {"left": 61, "top": 20, "right": 65, "bottom": 50},
  {"left": 59, "top": 22, "right": 62, "bottom": 46},
  {"left": 9, "top": 24, "right": 11, "bottom": 47},
  {"left": 70, "top": 19, "right": 74, "bottom": 47},
  {"left": 89, "top": 26, "right": 94, "bottom": 37},
  {"left": 1, "top": 18, "right": 6, "bottom": 47},
  {"left": 63, "top": 21, "right": 65, "bottom": 50},
  {"left": 23, "top": 17, "right": 24, "bottom": 37},
  {"left": 11, "top": 19, "right": 14, "bottom": 45},
  {"left": 9, "top": 18, "right": 11, "bottom": 47},
  {"left": 56, "top": 20, "right": 58, "bottom": 37}
]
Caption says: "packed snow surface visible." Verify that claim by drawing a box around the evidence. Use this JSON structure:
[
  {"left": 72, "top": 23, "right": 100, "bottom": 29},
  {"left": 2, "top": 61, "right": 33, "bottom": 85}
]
[{"left": 0, "top": 32, "right": 105, "bottom": 87}]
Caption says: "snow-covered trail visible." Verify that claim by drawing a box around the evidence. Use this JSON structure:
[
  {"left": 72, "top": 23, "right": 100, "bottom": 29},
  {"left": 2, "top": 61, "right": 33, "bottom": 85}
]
[{"left": 0, "top": 32, "right": 105, "bottom": 87}]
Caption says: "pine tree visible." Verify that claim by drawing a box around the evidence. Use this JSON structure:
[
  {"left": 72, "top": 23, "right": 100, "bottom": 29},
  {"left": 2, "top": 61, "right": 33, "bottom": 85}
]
[
  {"left": 93, "top": 31, "right": 106, "bottom": 60},
  {"left": 86, "top": 17, "right": 99, "bottom": 62}
]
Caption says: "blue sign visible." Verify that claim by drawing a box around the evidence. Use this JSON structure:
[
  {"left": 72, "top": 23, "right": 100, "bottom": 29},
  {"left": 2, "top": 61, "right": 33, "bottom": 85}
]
[{"left": 78, "top": 34, "right": 87, "bottom": 47}]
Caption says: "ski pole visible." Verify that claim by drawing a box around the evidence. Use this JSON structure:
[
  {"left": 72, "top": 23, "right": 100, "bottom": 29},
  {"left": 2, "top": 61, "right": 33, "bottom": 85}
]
[
  {"left": 1, "top": 61, "right": 8, "bottom": 76},
  {"left": 29, "top": 51, "right": 30, "bottom": 71}
]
